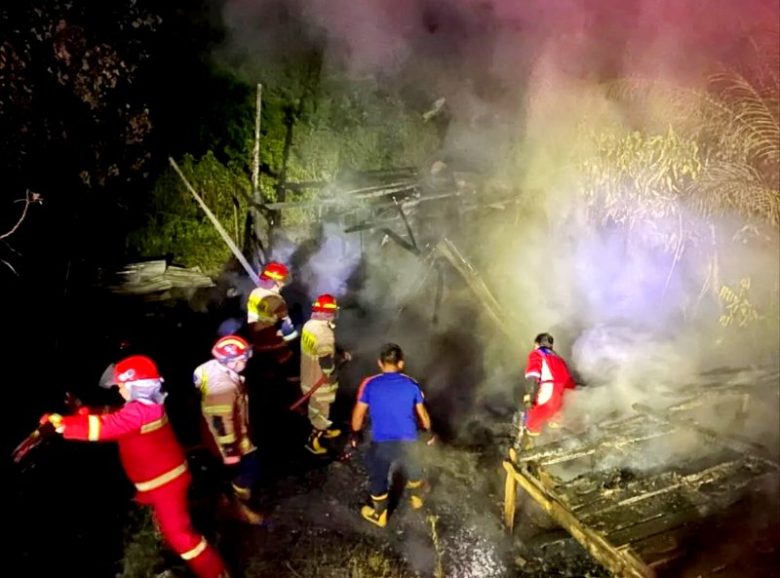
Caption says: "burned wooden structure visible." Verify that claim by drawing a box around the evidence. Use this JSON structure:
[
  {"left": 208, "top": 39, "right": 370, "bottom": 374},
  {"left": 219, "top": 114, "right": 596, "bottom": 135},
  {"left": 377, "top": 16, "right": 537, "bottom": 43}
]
[
  {"left": 503, "top": 371, "right": 780, "bottom": 577},
  {"left": 98, "top": 259, "right": 215, "bottom": 298}
]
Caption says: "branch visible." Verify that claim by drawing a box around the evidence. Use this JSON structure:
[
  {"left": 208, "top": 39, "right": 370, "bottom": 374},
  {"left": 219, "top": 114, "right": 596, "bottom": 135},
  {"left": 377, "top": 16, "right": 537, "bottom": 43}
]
[{"left": 1, "top": 190, "right": 43, "bottom": 241}]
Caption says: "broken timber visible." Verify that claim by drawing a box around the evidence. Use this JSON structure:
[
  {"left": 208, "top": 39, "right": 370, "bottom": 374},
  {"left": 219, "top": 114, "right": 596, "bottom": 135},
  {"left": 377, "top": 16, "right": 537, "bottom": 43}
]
[
  {"left": 503, "top": 374, "right": 779, "bottom": 577},
  {"left": 504, "top": 449, "right": 653, "bottom": 578}
]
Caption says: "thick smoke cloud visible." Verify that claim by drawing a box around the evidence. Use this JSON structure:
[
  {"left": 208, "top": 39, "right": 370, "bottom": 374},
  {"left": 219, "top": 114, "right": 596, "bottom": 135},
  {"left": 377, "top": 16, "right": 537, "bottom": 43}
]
[{"left": 215, "top": 0, "right": 779, "bottom": 451}]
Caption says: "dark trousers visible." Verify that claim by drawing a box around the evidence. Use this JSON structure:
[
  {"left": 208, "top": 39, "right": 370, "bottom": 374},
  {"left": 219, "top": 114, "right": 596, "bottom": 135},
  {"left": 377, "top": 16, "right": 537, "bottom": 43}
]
[
  {"left": 366, "top": 440, "right": 422, "bottom": 496},
  {"left": 230, "top": 450, "right": 260, "bottom": 493}
]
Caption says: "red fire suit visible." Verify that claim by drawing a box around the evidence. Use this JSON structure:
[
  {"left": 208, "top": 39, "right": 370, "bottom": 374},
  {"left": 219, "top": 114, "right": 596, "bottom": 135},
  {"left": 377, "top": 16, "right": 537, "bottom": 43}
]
[
  {"left": 523, "top": 347, "right": 575, "bottom": 434},
  {"left": 59, "top": 401, "right": 227, "bottom": 578}
]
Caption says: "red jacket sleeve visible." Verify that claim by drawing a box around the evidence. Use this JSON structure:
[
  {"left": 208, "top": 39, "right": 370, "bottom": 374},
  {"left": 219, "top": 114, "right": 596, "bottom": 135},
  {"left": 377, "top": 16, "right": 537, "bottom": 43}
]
[
  {"left": 61, "top": 403, "right": 146, "bottom": 442},
  {"left": 524, "top": 350, "right": 542, "bottom": 380}
]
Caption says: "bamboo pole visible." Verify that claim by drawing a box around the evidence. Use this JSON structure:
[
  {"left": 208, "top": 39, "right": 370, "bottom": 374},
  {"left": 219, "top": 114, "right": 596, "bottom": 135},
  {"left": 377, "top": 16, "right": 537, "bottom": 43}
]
[{"left": 169, "top": 158, "right": 260, "bottom": 286}]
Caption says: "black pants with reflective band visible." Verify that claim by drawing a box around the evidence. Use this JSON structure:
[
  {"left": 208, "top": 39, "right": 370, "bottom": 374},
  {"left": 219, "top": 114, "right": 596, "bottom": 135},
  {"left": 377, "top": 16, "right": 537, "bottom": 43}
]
[{"left": 366, "top": 440, "right": 421, "bottom": 496}]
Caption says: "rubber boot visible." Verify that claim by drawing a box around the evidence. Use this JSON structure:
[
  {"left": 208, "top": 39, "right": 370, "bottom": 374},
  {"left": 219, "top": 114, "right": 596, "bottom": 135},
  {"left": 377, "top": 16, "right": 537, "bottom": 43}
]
[
  {"left": 234, "top": 499, "right": 265, "bottom": 525},
  {"left": 406, "top": 479, "right": 426, "bottom": 510},
  {"left": 360, "top": 493, "right": 389, "bottom": 528},
  {"left": 304, "top": 430, "right": 327, "bottom": 455},
  {"left": 218, "top": 492, "right": 264, "bottom": 525},
  {"left": 322, "top": 427, "right": 342, "bottom": 439}
]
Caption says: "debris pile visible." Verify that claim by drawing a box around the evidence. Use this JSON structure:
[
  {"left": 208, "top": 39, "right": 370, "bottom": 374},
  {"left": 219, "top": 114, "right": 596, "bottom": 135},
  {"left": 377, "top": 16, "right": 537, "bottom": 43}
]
[{"left": 99, "top": 260, "right": 215, "bottom": 297}]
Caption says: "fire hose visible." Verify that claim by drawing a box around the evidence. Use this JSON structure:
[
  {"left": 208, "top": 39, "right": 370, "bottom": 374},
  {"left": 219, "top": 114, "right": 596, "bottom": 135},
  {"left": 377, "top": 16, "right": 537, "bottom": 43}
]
[{"left": 287, "top": 375, "right": 329, "bottom": 413}]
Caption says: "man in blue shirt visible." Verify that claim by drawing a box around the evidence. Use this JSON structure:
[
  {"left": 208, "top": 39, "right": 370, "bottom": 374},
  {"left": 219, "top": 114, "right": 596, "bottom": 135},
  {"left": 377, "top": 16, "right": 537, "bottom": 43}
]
[{"left": 350, "top": 343, "right": 434, "bottom": 527}]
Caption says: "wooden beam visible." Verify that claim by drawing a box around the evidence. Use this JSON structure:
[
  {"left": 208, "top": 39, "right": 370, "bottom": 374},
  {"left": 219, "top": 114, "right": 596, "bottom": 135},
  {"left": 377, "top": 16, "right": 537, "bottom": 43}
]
[
  {"left": 503, "top": 459, "right": 517, "bottom": 532},
  {"left": 504, "top": 459, "right": 655, "bottom": 578}
]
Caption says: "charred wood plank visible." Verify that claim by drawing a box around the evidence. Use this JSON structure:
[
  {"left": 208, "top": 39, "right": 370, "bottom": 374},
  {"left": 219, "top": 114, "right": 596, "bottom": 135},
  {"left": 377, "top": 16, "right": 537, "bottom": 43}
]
[
  {"left": 633, "top": 402, "right": 779, "bottom": 469},
  {"left": 504, "top": 458, "right": 655, "bottom": 578},
  {"left": 515, "top": 426, "right": 677, "bottom": 466}
]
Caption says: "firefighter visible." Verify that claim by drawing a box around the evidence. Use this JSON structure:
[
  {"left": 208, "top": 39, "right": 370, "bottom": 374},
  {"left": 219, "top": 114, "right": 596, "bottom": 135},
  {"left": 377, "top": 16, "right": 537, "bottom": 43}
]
[
  {"left": 245, "top": 261, "right": 300, "bottom": 448},
  {"left": 350, "top": 343, "right": 434, "bottom": 528},
  {"left": 194, "top": 335, "right": 263, "bottom": 524},
  {"left": 246, "top": 261, "right": 298, "bottom": 366},
  {"left": 522, "top": 332, "right": 576, "bottom": 436},
  {"left": 299, "top": 294, "right": 351, "bottom": 455},
  {"left": 40, "top": 355, "right": 229, "bottom": 578}
]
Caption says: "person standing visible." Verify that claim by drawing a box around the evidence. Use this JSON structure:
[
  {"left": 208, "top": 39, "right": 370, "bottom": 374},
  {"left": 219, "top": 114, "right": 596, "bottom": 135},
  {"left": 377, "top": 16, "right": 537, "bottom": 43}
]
[
  {"left": 299, "top": 294, "right": 351, "bottom": 455},
  {"left": 246, "top": 261, "right": 298, "bottom": 368},
  {"left": 193, "top": 335, "right": 263, "bottom": 524},
  {"left": 350, "top": 343, "right": 434, "bottom": 528},
  {"left": 40, "top": 355, "right": 229, "bottom": 578},
  {"left": 522, "top": 332, "right": 576, "bottom": 436},
  {"left": 245, "top": 261, "right": 299, "bottom": 445}
]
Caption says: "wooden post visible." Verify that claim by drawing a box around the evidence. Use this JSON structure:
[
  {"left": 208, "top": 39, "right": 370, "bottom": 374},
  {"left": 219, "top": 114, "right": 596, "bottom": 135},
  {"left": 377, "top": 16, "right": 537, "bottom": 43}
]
[
  {"left": 252, "top": 82, "right": 262, "bottom": 198},
  {"left": 503, "top": 448, "right": 518, "bottom": 532},
  {"left": 250, "top": 82, "right": 266, "bottom": 262}
]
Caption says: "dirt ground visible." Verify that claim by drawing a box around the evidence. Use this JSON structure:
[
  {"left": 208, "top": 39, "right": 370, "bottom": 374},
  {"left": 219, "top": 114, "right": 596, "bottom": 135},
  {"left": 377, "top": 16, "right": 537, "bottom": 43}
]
[{"left": 7, "top": 278, "right": 777, "bottom": 578}]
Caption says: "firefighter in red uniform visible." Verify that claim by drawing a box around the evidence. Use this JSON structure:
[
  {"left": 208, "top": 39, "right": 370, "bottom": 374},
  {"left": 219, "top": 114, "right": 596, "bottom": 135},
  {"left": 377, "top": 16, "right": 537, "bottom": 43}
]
[
  {"left": 194, "top": 335, "right": 263, "bottom": 524},
  {"left": 522, "top": 333, "right": 576, "bottom": 436},
  {"left": 40, "top": 355, "right": 229, "bottom": 578}
]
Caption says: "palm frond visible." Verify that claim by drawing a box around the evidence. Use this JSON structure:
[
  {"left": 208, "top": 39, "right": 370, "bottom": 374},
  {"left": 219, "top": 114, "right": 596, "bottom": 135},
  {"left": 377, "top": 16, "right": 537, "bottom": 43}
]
[
  {"left": 691, "top": 161, "right": 780, "bottom": 225},
  {"left": 709, "top": 71, "right": 780, "bottom": 166}
]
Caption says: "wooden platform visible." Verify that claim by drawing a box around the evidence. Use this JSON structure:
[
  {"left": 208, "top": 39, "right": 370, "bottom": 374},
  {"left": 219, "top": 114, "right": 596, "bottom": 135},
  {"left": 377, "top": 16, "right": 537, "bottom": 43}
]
[{"left": 503, "top": 369, "right": 780, "bottom": 577}]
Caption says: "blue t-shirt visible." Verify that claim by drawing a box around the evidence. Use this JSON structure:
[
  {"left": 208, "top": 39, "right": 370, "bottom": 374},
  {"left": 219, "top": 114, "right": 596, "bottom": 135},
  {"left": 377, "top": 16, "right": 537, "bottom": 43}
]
[{"left": 358, "top": 372, "right": 424, "bottom": 442}]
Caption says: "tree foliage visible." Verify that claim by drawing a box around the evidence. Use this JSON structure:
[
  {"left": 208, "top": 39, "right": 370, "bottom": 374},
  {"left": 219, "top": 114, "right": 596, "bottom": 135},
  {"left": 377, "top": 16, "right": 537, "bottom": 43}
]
[
  {"left": 126, "top": 152, "right": 250, "bottom": 273},
  {"left": 577, "top": 41, "right": 779, "bottom": 328}
]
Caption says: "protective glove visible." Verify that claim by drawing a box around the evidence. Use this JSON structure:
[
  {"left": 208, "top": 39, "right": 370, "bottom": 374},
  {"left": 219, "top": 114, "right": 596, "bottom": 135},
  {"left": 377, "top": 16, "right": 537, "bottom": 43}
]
[
  {"left": 279, "top": 317, "right": 299, "bottom": 342},
  {"left": 39, "top": 413, "right": 65, "bottom": 434}
]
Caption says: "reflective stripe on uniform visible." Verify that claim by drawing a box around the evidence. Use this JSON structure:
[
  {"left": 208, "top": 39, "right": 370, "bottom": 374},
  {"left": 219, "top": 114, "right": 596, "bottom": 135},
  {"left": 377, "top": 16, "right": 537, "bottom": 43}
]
[
  {"left": 140, "top": 415, "right": 168, "bottom": 434},
  {"left": 88, "top": 415, "right": 101, "bottom": 441},
  {"left": 180, "top": 536, "right": 207, "bottom": 560},
  {"left": 203, "top": 404, "right": 233, "bottom": 415},
  {"left": 217, "top": 433, "right": 237, "bottom": 444},
  {"left": 134, "top": 461, "right": 188, "bottom": 492},
  {"left": 536, "top": 381, "right": 554, "bottom": 405}
]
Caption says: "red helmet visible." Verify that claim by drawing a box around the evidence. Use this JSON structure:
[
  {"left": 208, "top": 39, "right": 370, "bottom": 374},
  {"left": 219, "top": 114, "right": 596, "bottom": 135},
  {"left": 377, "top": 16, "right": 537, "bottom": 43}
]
[
  {"left": 212, "top": 335, "right": 252, "bottom": 363},
  {"left": 260, "top": 262, "right": 290, "bottom": 284},
  {"left": 312, "top": 293, "right": 339, "bottom": 313},
  {"left": 114, "top": 355, "right": 161, "bottom": 384}
]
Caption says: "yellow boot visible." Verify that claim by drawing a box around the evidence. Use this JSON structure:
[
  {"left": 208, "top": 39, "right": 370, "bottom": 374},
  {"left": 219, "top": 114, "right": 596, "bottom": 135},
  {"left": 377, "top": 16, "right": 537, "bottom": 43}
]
[
  {"left": 360, "top": 493, "right": 389, "bottom": 528},
  {"left": 406, "top": 479, "right": 426, "bottom": 510},
  {"left": 235, "top": 499, "right": 265, "bottom": 525},
  {"left": 304, "top": 430, "right": 328, "bottom": 455}
]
